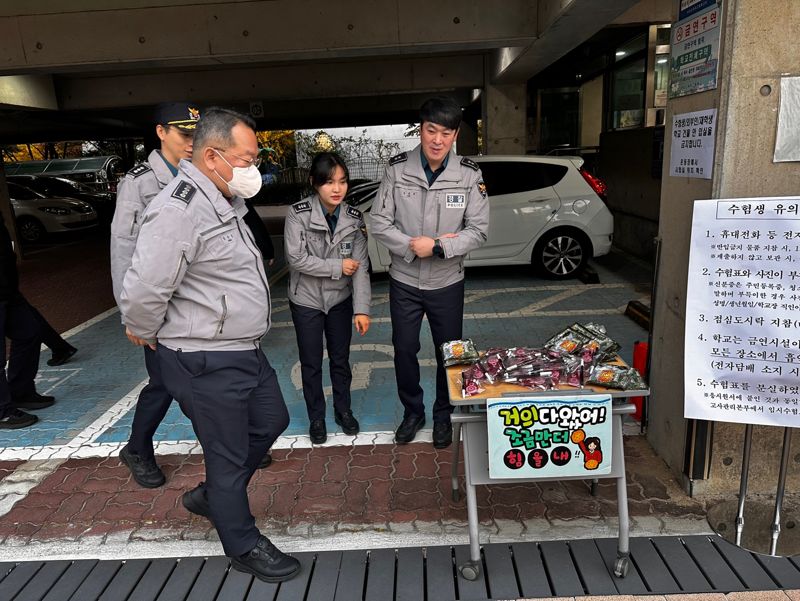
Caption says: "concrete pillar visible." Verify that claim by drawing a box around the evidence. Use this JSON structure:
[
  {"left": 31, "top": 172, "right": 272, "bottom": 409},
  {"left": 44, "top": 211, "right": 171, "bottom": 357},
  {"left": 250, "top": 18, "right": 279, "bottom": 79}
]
[
  {"left": 482, "top": 79, "right": 526, "bottom": 155},
  {"left": 457, "top": 119, "right": 480, "bottom": 157},
  {"left": 648, "top": 0, "right": 800, "bottom": 495}
]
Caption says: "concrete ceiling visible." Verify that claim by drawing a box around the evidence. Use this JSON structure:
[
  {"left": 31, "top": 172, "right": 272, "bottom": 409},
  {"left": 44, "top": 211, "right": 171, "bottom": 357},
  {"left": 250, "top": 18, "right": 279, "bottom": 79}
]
[{"left": 0, "top": 0, "right": 645, "bottom": 143}]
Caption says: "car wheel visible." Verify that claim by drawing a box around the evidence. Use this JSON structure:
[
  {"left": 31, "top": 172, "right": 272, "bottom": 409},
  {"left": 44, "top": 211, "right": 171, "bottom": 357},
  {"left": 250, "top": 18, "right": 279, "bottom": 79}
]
[
  {"left": 16, "top": 216, "right": 45, "bottom": 243},
  {"left": 533, "top": 229, "right": 589, "bottom": 279}
]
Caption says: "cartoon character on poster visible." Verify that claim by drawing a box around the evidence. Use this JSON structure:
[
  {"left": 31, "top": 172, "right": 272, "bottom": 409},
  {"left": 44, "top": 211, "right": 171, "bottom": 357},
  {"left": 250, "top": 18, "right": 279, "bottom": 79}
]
[{"left": 487, "top": 394, "right": 612, "bottom": 479}]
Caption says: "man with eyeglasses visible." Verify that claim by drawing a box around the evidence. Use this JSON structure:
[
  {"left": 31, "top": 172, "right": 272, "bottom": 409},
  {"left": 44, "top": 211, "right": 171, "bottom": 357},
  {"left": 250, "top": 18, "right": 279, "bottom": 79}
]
[{"left": 120, "top": 107, "right": 299, "bottom": 583}]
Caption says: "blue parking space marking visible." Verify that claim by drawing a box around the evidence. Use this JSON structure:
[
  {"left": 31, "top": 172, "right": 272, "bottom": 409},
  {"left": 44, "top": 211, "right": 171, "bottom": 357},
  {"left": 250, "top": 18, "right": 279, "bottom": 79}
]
[
  {"left": 1, "top": 264, "right": 651, "bottom": 450},
  {"left": 0, "top": 311, "right": 149, "bottom": 448}
]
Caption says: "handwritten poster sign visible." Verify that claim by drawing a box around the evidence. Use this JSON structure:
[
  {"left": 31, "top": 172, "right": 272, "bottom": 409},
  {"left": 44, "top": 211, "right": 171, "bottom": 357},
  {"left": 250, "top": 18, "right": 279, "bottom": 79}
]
[
  {"left": 685, "top": 197, "right": 800, "bottom": 427},
  {"left": 669, "top": 3, "right": 722, "bottom": 98},
  {"left": 670, "top": 109, "right": 716, "bottom": 179},
  {"left": 487, "top": 395, "right": 612, "bottom": 479}
]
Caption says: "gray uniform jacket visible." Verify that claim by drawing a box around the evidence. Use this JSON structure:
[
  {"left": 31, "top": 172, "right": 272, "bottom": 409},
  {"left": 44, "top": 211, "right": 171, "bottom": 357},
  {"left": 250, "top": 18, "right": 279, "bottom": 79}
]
[
  {"left": 285, "top": 196, "right": 371, "bottom": 315},
  {"left": 110, "top": 149, "right": 176, "bottom": 306},
  {"left": 120, "top": 159, "right": 271, "bottom": 352},
  {"left": 370, "top": 145, "right": 489, "bottom": 290}
]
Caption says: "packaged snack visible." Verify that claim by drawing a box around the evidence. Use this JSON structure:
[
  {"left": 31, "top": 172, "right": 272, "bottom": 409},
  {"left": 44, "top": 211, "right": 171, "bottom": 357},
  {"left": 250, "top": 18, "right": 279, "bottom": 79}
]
[
  {"left": 546, "top": 327, "right": 589, "bottom": 355},
  {"left": 480, "top": 354, "right": 505, "bottom": 383},
  {"left": 586, "top": 364, "right": 647, "bottom": 390},
  {"left": 441, "top": 339, "right": 480, "bottom": 367},
  {"left": 461, "top": 366, "right": 485, "bottom": 397}
]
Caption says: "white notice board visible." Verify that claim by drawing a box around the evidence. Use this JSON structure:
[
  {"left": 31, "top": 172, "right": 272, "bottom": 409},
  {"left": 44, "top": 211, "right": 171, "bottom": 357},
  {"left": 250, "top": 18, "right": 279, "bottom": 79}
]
[{"left": 685, "top": 197, "right": 800, "bottom": 426}]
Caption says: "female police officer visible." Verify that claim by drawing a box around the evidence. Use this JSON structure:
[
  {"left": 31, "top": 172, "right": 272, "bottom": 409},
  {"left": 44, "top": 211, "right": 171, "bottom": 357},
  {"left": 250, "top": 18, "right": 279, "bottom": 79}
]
[{"left": 284, "top": 152, "right": 371, "bottom": 444}]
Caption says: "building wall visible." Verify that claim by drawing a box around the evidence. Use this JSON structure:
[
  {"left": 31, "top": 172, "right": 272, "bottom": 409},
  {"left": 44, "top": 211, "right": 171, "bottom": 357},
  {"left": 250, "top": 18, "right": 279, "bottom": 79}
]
[
  {"left": 579, "top": 75, "right": 603, "bottom": 148},
  {"left": 648, "top": 0, "right": 800, "bottom": 495}
]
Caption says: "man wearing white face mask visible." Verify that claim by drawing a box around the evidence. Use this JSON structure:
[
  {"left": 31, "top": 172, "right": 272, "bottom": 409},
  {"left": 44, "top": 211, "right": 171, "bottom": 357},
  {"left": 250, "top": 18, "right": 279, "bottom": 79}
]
[{"left": 120, "top": 107, "right": 300, "bottom": 583}]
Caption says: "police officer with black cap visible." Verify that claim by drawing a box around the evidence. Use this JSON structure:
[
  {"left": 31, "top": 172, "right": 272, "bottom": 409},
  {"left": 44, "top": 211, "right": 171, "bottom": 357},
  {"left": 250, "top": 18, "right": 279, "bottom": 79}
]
[
  {"left": 120, "top": 107, "right": 299, "bottom": 583},
  {"left": 371, "top": 96, "right": 489, "bottom": 449},
  {"left": 111, "top": 102, "right": 200, "bottom": 488}
]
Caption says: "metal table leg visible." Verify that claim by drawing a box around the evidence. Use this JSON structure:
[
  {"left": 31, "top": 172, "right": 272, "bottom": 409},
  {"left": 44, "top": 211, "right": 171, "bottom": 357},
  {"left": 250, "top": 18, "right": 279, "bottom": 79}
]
[
  {"left": 613, "top": 412, "right": 630, "bottom": 577},
  {"left": 451, "top": 420, "right": 462, "bottom": 502},
  {"left": 459, "top": 422, "right": 482, "bottom": 581}
]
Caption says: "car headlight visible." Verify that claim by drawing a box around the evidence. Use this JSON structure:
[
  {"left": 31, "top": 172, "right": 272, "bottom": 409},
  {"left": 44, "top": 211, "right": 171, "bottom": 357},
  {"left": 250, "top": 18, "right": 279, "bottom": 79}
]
[{"left": 39, "top": 207, "right": 71, "bottom": 215}]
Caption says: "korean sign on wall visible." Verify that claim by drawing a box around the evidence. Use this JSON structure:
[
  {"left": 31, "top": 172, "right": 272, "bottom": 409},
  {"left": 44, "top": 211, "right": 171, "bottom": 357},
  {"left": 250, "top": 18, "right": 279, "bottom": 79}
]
[
  {"left": 487, "top": 395, "right": 612, "bottom": 479},
  {"left": 670, "top": 109, "right": 716, "bottom": 179},
  {"left": 669, "top": 3, "right": 722, "bottom": 98},
  {"left": 685, "top": 198, "right": 800, "bottom": 427}
]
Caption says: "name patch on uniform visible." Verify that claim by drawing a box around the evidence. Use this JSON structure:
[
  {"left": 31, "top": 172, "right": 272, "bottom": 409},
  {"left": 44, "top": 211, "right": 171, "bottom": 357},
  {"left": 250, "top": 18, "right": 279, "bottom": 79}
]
[
  {"left": 293, "top": 201, "right": 311, "bottom": 213},
  {"left": 128, "top": 163, "right": 152, "bottom": 178},
  {"left": 346, "top": 206, "right": 362, "bottom": 220},
  {"left": 446, "top": 193, "right": 466, "bottom": 209},
  {"left": 339, "top": 240, "right": 353, "bottom": 257},
  {"left": 171, "top": 181, "right": 196, "bottom": 204}
]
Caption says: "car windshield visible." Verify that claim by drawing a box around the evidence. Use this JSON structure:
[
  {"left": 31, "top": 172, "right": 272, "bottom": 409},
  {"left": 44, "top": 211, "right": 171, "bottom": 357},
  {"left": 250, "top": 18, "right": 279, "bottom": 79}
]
[
  {"left": 41, "top": 177, "right": 92, "bottom": 196},
  {"left": 346, "top": 183, "right": 379, "bottom": 208}
]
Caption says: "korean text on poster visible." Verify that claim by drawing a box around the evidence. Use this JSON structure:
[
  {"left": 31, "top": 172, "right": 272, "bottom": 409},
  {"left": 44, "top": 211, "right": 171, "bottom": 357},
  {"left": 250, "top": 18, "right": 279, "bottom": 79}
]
[
  {"left": 487, "top": 395, "right": 612, "bottom": 480},
  {"left": 685, "top": 197, "right": 800, "bottom": 427},
  {"left": 669, "top": 3, "right": 722, "bottom": 98},
  {"left": 670, "top": 109, "right": 716, "bottom": 179}
]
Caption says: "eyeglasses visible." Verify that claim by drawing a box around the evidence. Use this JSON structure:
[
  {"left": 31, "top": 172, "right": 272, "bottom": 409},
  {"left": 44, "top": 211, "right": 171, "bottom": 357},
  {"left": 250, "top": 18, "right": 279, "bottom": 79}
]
[{"left": 212, "top": 148, "right": 262, "bottom": 168}]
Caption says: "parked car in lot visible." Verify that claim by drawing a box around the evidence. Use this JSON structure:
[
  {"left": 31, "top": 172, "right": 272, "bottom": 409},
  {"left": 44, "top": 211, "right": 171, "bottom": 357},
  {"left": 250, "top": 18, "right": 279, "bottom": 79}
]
[
  {"left": 346, "top": 155, "right": 613, "bottom": 279},
  {"left": 6, "top": 181, "right": 98, "bottom": 243},
  {"left": 8, "top": 175, "right": 114, "bottom": 223}
]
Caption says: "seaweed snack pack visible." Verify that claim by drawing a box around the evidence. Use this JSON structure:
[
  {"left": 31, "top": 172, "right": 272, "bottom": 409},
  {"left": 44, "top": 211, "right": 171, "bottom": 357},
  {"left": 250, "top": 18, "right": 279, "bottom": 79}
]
[
  {"left": 441, "top": 339, "right": 480, "bottom": 367},
  {"left": 545, "top": 322, "right": 621, "bottom": 363},
  {"left": 586, "top": 364, "right": 647, "bottom": 391}
]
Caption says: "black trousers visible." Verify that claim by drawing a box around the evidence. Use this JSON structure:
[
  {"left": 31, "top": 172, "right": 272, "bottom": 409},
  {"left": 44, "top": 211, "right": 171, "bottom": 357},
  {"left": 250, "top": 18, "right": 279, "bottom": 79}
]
[
  {"left": 389, "top": 278, "right": 464, "bottom": 424},
  {"left": 0, "top": 295, "right": 42, "bottom": 416},
  {"left": 289, "top": 297, "right": 353, "bottom": 421},
  {"left": 128, "top": 346, "right": 173, "bottom": 459},
  {"left": 157, "top": 344, "right": 289, "bottom": 557},
  {"left": 23, "top": 297, "right": 71, "bottom": 354}
]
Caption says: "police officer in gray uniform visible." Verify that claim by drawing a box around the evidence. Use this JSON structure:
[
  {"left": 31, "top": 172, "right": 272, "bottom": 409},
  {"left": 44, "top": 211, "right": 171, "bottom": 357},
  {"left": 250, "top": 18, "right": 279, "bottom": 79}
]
[
  {"left": 110, "top": 102, "right": 199, "bottom": 488},
  {"left": 120, "top": 107, "right": 299, "bottom": 583},
  {"left": 285, "top": 152, "right": 370, "bottom": 444},
  {"left": 371, "top": 96, "right": 489, "bottom": 449}
]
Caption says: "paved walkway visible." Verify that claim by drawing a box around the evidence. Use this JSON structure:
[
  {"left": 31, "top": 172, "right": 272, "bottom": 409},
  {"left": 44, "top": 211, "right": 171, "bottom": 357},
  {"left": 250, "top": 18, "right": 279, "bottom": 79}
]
[{"left": 1, "top": 239, "right": 719, "bottom": 569}]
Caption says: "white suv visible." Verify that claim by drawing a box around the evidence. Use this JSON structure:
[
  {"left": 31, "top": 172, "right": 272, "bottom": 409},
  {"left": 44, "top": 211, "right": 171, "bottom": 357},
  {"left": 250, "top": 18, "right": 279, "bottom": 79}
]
[{"left": 347, "top": 155, "right": 613, "bottom": 279}]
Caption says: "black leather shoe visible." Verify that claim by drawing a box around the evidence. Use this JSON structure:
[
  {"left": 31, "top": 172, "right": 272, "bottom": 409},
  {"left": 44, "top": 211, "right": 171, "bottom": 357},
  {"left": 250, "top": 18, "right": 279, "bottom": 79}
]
[
  {"left": 47, "top": 345, "right": 77, "bottom": 367},
  {"left": 433, "top": 421, "right": 453, "bottom": 449},
  {"left": 309, "top": 419, "right": 327, "bottom": 444},
  {"left": 182, "top": 482, "right": 210, "bottom": 518},
  {"left": 334, "top": 410, "right": 360, "bottom": 435},
  {"left": 231, "top": 535, "right": 301, "bottom": 583},
  {"left": 0, "top": 409, "right": 38, "bottom": 429},
  {"left": 119, "top": 444, "right": 166, "bottom": 488},
  {"left": 11, "top": 391, "right": 55, "bottom": 410},
  {"left": 395, "top": 414, "right": 425, "bottom": 444},
  {"left": 258, "top": 452, "right": 273, "bottom": 469}
]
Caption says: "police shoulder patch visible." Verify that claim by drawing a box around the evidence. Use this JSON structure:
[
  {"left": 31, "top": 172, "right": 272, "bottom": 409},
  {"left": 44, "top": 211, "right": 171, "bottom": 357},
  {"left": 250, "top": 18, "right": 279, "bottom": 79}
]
[
  {"left": 389, "top": 152, "right": 408, "bottom": 166},
  {"left": 128, "top": 163, "right": 152, "bottom": 178},
  {"left": 460, "top": 157, "right": 479, "bottom": 171},
  {"left": 170, "top": 181, "right": 196, "bottom": 204},
  {"left": 346, "top": 206, "right": 362, "bottom": 220},
  {"left": 292, "top": 201, "right": 312, "bottom": 213}
]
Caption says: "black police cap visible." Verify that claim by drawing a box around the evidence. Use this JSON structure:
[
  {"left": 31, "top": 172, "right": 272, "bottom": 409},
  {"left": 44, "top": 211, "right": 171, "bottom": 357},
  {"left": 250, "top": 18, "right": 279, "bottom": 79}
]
[{"left": 155, "top": 102, "right": 200, "bottom": 131}]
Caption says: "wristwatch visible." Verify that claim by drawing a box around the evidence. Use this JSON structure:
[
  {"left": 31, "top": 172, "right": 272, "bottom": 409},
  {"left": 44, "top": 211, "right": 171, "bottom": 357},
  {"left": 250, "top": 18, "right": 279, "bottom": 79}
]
[{"left": 432, "top": 238, "right": 444, "bottom": 258}]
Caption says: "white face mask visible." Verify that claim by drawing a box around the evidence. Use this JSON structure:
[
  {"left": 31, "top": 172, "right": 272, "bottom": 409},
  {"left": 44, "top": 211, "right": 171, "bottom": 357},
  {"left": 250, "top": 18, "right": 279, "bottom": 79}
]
[{"left": 212, "top": 149, "right": 263, "bottom": 198}]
